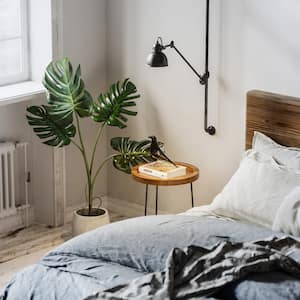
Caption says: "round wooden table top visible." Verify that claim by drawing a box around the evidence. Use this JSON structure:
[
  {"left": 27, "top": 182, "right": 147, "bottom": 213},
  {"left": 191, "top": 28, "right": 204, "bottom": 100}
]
[{"left": 131, "top": 162, "right": 199, "bottom": 186}]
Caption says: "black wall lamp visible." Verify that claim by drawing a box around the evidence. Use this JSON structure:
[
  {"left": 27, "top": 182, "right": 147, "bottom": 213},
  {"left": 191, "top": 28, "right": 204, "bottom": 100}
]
[{"left": 147, "top": 0, "right": 216, "bottom": 135}]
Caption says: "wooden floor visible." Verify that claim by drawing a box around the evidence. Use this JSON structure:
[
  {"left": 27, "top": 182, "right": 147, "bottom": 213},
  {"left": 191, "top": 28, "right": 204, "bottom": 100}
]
[{"left": 0, "top": 210, "right": 126, "bottom": 289}]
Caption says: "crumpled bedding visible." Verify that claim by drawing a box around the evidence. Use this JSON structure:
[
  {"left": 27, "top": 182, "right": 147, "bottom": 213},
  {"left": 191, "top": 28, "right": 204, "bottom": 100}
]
[
  {"left": 1, "top": 215, "right": 300, "bottom": 300},
  {"left": 86, "top": 236, "right": 300, "bottom": 300}
]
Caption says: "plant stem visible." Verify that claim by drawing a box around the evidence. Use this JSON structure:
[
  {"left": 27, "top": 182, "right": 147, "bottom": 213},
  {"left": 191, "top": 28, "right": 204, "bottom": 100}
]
[
  {"left": 75, "top": 114, "right": 92, "bottom": 213},
  {"left": 91, "top": 154, "right": 116, "bottom": 191},
  {"left": 71, "top": 140, "right": 83, "bottom": 152},
  {"left": 90, "top": 123, "right": 105, "bottom": 177}
]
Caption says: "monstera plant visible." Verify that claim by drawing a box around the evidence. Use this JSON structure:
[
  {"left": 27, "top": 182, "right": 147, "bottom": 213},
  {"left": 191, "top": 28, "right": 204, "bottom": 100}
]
[{"left": 27, "top": 58, "right": 156, "bottom": 221}]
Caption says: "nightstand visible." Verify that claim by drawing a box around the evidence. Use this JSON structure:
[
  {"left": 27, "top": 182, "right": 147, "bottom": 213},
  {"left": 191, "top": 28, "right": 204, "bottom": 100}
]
[{"left": 131, "top": 162, "right": 199, "bottom": 216}]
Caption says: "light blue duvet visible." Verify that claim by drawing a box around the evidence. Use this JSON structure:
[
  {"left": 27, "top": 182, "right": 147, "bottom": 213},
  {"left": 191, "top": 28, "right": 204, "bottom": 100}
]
[{"left": 1, "top": 215, "right": 300, "bottom": 299}]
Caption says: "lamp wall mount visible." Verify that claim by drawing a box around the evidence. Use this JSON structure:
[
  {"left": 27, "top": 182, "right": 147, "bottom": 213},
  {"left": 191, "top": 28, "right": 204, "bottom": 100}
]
[{"left": 147, "top": 0, "right": 216, "bottom": 135}]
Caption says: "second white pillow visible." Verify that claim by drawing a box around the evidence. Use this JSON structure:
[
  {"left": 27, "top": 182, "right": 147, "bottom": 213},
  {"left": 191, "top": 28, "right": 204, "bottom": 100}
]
[{"left": 210, "top": 150, "right": 300, "bottom": 228}]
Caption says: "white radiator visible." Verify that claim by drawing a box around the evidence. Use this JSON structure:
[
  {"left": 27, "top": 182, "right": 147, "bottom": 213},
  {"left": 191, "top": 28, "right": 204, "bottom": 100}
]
[{"left": 0, "top": 142, "right": 29, "bottom": 222}]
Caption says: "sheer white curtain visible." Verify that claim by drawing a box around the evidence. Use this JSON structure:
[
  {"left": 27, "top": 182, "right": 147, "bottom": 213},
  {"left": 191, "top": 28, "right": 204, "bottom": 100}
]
[{"left": 0, "top": 0, "right": 29, "bottom": 86}]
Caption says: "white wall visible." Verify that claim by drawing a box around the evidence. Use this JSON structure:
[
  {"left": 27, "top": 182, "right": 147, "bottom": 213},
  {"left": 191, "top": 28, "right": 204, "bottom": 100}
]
[
  {"left": 29, "top": 0, "right": 53, "bottom": 81},
  {"left": 106, "top": 0, "right": 300, "bottom": 213},
  {"left": 62, "top": 0, "right": 108, "bottom": 208},
  {"left": 2, "top": 0, "right": 299, "bottom": 225},
  {"left": 31, "top": 0, "right": 108, "bottom": 223},
  {"left": 0, "top": 0, "right": 108, "bottom": 227},
  {"left": 0, "top": 0, "right": 54, "bottom": 225}
]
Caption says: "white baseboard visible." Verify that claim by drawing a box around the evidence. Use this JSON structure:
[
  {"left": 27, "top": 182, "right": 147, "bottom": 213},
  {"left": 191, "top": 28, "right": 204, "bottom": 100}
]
[
  {"left": 105, "top": 196, "right": 170, "bottom": 217},
  {"left": 65, "top": 196, "right": 171, "bottom": 222},
  {"left": 0, "top": 206, "right": 35, "bottom": 235}
]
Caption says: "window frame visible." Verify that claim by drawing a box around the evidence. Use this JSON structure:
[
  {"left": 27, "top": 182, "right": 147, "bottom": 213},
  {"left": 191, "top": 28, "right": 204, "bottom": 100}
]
[{"left": 0, "top": 0, "right": 29, "bottom": 86}]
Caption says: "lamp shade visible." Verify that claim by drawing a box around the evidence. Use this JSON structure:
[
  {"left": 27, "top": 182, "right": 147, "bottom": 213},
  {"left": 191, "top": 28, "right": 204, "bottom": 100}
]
[{"left": 146, "top": 40, "right": 168, "bottom": 67}]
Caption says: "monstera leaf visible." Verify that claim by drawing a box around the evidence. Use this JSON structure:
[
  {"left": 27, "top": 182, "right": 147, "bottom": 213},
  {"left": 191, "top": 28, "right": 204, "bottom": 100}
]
[
  {"left": 43, "top": 57, "right": 93, "bottom": 118},
  {"left": 111, "top": 137, "right": 160, "bottom": 173},
  {"left": 26, "top": 105, "right": 76, "bottom": 147},
  {"left": 93, "top": 79, "right": 140, "bottom": 128}
]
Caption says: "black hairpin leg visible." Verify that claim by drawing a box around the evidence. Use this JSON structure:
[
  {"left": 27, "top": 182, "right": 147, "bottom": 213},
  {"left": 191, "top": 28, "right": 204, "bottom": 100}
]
[
  {"left": 155, "top": 185, "right": 158, "bottom": 215},
  {"left": 144, "top": 184, "right": 148, "bottom": 216},
  {"left": 190, "top": 183, "right": 194, "bottom": 207}
]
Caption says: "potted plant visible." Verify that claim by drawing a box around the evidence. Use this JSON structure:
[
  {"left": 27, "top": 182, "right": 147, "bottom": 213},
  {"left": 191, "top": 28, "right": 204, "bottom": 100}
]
[{"left": 27, "top": 58, "right": 156, "bottom": 235}]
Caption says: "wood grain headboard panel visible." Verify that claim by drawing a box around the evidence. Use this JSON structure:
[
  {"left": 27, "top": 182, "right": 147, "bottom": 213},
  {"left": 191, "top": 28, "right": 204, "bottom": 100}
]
[{"left": 246, "top": 90, "right": 300, "bottom": 149}]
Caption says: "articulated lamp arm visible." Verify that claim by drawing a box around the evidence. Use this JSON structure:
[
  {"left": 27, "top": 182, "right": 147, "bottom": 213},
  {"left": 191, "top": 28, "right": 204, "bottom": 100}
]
[{"left": 164, "top": 41, "right": 209, "bottom": 85}]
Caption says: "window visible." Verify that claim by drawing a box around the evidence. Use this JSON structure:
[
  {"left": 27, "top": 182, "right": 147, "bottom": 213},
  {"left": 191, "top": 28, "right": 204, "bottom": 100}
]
[{"left": 0, "top": 0, "right": 29, "bottom": 86}]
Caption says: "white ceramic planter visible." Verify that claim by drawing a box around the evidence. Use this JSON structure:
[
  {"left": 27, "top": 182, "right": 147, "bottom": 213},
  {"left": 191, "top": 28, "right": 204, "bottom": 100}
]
[{"left": 72, "top": 207, "right": 110, "bottom": 236}]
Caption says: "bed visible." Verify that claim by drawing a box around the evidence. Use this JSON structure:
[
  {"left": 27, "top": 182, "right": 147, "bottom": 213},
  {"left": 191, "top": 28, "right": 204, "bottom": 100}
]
[{"left": 2, "top": 90, "right": 300, "bottom": 300}]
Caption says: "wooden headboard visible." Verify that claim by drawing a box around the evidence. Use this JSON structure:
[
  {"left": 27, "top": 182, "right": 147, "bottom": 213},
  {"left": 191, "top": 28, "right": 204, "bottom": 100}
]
[{"left": 246, "top": 90, "right": 300, "bottom": 149}]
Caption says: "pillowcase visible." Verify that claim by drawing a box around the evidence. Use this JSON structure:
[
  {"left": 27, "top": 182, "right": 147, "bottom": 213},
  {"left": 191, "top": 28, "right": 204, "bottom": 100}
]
[
  {"left": 210, "top": 150, "right": 300, "bottom": 228},
  {"left": 252, "top": 131, "right": 300, "bottom": 170},
  {"left": 272, "top": 187, "right": 300, "bottom": 236}
]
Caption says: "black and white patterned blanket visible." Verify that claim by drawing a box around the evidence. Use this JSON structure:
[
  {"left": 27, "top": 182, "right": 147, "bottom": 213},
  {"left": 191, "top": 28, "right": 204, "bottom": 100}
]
[{"left": 86, "top": 236, "right": 300, "bottom": 300}]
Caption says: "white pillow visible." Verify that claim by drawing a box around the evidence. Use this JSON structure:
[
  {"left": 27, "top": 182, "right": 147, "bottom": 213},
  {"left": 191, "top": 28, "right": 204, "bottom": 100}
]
[
  {"left": 210, "top": 150, "right": 300, "bottom": 228},
  {"left": 252, "top": 131, "right": 300, "bottom": 170},
  {"left": 273, "top": 187, "right": 300, "bottom": 236}
]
